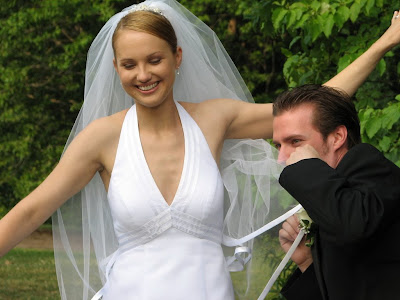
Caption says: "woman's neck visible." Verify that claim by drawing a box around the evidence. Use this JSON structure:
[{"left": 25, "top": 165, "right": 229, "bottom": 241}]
[{"left": 136, "top": 98, "right": 181, "bottom": 133}]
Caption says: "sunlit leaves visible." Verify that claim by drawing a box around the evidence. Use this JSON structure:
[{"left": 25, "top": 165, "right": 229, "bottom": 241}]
[
  {"left": 359, "top": 102, "right": 400, "bottom": 165},
  {"left": 249, "top": 0, "right": 400, "bottom": 164}
]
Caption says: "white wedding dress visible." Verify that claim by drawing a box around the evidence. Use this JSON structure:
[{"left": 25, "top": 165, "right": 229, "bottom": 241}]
[{"left": 102, "top": 101, "right": 234, "bottom": 299}]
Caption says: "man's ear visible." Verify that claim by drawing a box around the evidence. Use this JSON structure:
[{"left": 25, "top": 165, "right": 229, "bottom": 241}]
[{"left": 332, "top": 125, "right": 348, "bottom": 151}]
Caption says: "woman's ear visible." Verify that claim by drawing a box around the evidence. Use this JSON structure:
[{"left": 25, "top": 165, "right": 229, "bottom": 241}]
[
  {"left": 175, "top": 46, "right": 183, "bottom": 69},
  {"left": 332, "top": 125, "right": 348, "bottom": 151}
]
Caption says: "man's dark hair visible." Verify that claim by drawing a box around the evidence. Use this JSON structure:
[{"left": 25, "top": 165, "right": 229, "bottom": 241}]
[{"left": 273, "top": 84, "right": 361, "bottom": 149}]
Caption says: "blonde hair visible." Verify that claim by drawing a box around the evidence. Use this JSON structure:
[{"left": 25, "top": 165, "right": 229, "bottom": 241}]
[{"left": 112, "top": 11, "right": 177, "bottom": 56}]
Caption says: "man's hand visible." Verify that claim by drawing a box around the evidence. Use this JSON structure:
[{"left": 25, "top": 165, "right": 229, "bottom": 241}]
[
  {"left": 279, "top": 214, "right": 313, "bottom": 272},
  {"left": 286, "top": 144, "right": 320, "bottom": 166}
]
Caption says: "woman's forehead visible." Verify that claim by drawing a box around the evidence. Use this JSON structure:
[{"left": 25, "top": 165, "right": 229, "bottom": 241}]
[{"left": 114, "top": 30, "right": 171, "bottom": 57}]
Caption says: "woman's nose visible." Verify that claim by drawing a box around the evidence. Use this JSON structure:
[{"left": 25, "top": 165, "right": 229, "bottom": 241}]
[{"left": 137, "top": 66, "right": 151, "bottom": 82}]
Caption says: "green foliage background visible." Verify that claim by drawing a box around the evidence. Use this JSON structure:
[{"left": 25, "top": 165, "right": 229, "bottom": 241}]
[{"left": 1, "top": 0, "right": 399, "bottom": 209}]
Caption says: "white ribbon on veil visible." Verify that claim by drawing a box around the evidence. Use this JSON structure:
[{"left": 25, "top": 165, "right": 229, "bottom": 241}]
[{"left": 52, "top": 1, "right": 300, "bottom": 299}]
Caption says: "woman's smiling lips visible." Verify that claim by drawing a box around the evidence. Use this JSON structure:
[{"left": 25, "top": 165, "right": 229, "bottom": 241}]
[{"left": 136, "top": 81, "right": 159, "bottom": 92}]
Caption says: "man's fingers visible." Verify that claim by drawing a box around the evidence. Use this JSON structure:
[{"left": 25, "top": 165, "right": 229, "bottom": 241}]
[
  {"left": 281, "top": 221, "right": 298, "bottom": 240},
  {"left": 286, "top": 215, "right": 300, "bottom": 232},
  {"left": 279, "top": 229, "right": 294, "bottom": 252},
  {"left": 286, "top": 144, "right": 320, "bottom": 165}
]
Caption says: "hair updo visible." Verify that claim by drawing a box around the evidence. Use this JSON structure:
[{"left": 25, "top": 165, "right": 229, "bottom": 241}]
[{"left": 112, "top": 10, "right": 178, "bottom": 56}]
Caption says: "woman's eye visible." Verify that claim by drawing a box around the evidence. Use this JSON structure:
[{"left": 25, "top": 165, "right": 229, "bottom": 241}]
[
  {"left": 123, "top": 64, "right": 135, "bottom": 69},
  {"left": 150, "top": 58, "right": 161, "bottom": 64}
]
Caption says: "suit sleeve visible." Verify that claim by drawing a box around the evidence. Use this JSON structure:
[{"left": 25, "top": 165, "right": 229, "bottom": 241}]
[
  {"left": 281, "top": 264, "right": 323, "bottom": 300},
  {"left": 279, "top": 144, "right": 400, "bottom": 245}
]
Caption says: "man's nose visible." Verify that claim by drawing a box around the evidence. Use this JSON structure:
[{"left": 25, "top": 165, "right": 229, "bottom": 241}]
[{"left": 277, "top": 147, "right": 288, "bottom": 165}]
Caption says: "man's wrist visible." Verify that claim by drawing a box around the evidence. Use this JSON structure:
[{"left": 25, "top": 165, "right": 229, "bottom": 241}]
[{"left": 298, "top": 257, "right": 313, "bottom": 273}]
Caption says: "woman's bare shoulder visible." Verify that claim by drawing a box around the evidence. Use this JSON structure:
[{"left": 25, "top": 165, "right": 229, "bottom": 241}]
[
  {"left": 178, "top": 99, "right": 232, "bottom": 115},
  {"left": 63, "top": 108, "right": 130, "bottom": 169},
  {"left": 85, "top": 109, "right": 129, "bottom": 138},
  {"left": 67, "top": 108, "right": 131, "bottom": 158}
]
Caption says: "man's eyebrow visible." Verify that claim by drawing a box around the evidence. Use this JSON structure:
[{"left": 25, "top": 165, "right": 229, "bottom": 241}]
[
  {"left": 273, "top": 134, "right": 305, "bottom": 145},
  {"left": 284, "top": 134, "right": 304, "bottom": 141}
]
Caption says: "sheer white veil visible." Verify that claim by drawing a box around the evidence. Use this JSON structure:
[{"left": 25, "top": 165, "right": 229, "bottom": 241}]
[{"left": 52, "top": 0, "right": 298, "bottom": 299}]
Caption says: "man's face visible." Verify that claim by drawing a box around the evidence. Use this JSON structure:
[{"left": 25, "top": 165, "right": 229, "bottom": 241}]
[{"left": 272, "top": 104, "right": 338, "bottom": 168}]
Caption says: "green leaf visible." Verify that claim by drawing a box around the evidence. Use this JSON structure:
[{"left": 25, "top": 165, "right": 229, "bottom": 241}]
[
  {"left": 337, "top": 54, "right": 352, "bottom": 72},
  {"left": 334, "top": 6, "right": 350, "bottom": 29},
  {"left": 385, "top": 50, "right": 394, "bottom": 57},
  {"left": 311, "top": 1, "right": 321, "bottom": 12},
  {"left": 272, "top": 8, "right": 288, "bottom": 29},
  {"left": 310, "top": 17, "right": 324, "bottom": 41},
  {"left": 360, "top": 0, "right": 368, "bottom": 8},
  {"left": 289, "top": 36, "right": 301, "bottom": 49},
  {"left": 321, "top": 2, "right": 331, "bottom": 14},
  {"left": 359, "top": 108, "right": 375, "bottom": 135},
  {"left": 281, "top": 47, "right": 292, "bottom": 58},
  {"left": 323, "top": 14, "right": 335, "bottom": 37},
  {"left": 365, "top": 116, "right": 382, "bottom": 139},
  {"left": 287, "top": 10, "right": 298, "bottom": 28},
  {"left": 290, "top": 2, "right": 307, "bottom": 9},
  {"left": 365, "top": 0, "right": 375, "bottom": 15},
  {"left": 350, "top": 2, "right": 361, "bottom": 23},
  {"left": 382, "top": 103, "right": 400, "bottom": 130},
  {"left": 294, "top": 13, "right": 310, "bottom": 29},
  {"left": 377, "top": 59, "right": 386, "bottom": 76},
  {"left": 379, "top": 136, "right": 391, "bottom": 152}
]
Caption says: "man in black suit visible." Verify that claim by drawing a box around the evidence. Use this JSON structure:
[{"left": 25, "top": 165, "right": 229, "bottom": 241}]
[{"left": 272, "top": 84, "right": 400, "bottom": 300}]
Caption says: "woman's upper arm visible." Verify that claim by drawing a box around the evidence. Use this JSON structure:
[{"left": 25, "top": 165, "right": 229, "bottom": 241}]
[
  {"left": 19, "top": 118, "right": 112, "bottom": 224},
  {"left": 0, "top": 118, "right": 115, "bottom": 255},
  {"left": 220, "top": 99, "right": 274, "bottom": 140}
]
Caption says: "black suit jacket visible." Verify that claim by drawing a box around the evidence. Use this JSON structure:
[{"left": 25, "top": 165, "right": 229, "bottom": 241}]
[{"left": 279, "top": 143, "right": 400, "bottom": 300}]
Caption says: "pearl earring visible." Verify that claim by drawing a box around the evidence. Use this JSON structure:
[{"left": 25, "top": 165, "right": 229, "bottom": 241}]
[{"left": 176, "top": 68, "right": 180, "bottom": 75}]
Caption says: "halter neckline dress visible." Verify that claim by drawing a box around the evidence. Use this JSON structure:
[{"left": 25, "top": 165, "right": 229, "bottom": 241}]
[{"left": 103, "top": 101, "right": 234, "bottom": 299}]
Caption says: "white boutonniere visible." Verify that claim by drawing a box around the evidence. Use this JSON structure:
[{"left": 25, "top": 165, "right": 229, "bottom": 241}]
[{"left": 296, "top": 208, "right": 316, "bottom": 247}]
